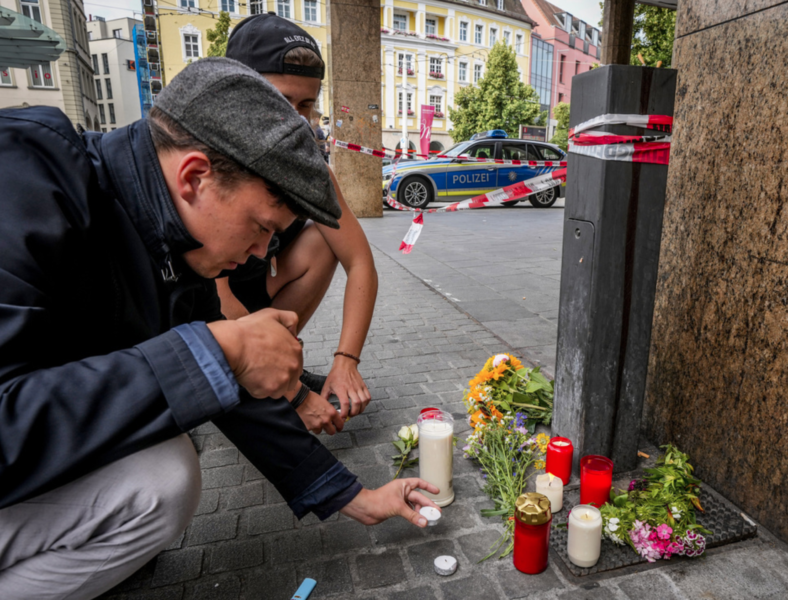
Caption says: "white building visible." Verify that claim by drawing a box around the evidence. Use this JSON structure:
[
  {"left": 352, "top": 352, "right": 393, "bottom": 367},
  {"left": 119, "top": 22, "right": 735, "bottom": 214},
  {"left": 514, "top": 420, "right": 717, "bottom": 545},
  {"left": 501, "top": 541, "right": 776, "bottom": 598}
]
[
  {"left": 86, "top": 16, "right": 142, "bottom": 130},
  {"left": 0, "top": 0, "right": 99, "bottom": 131}
]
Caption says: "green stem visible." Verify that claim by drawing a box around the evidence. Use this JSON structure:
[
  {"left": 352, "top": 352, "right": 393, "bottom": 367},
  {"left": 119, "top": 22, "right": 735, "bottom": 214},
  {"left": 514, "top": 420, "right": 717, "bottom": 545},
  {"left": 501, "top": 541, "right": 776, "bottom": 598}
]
[
  {"left": 510, "top": 402, "right": 548, "bottom": 410},
  {"left": 393, "top": 451, "right": 410, "bottom": 480}
]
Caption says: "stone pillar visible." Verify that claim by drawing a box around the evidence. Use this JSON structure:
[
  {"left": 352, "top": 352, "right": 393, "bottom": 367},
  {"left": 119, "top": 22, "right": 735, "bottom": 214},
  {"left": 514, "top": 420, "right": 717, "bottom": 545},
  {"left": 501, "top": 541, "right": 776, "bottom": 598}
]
[
  {"left": 600, "top": 0, "right": 635, "bottom": 65},
  {"left": 327, "top": 0, "right": 383, "bottom": 218},
  {"left": 644, "top": 1, "right": 788, "bottom": 543}
]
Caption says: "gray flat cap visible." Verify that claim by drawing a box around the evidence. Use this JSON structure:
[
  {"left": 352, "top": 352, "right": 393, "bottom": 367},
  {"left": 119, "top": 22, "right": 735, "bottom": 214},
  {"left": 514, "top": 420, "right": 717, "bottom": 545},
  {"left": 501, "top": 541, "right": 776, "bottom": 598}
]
[{"left": 154, "top": 57, "right": 340, "bottom": 228}]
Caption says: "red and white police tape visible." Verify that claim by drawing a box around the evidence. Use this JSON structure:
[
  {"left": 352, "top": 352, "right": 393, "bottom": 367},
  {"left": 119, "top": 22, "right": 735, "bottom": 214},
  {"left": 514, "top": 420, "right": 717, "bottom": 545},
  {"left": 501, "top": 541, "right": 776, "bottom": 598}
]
[{"left": 568, "top": 113, "right": 673, "bottom": 166}]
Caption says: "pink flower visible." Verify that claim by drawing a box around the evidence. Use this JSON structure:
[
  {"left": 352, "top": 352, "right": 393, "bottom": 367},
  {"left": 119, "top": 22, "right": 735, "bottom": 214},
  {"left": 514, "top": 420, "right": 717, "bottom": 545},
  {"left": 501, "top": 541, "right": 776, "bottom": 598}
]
[
  {"left": 492, "top": 354, "right": 509, "bottom": 367},
  {"left": 656, "top": 524, "right": 673, "bottom": 540}
]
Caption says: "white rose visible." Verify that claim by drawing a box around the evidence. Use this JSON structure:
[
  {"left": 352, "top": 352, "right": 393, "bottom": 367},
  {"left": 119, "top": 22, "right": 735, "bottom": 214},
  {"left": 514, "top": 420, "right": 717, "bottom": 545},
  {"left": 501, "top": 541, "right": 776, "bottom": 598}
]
[
  {"left": 409, "top": 424, "right": 419, "bottom": 442},
  {"left": 398, "top": 426, "right": 412, "bottom": 441}
]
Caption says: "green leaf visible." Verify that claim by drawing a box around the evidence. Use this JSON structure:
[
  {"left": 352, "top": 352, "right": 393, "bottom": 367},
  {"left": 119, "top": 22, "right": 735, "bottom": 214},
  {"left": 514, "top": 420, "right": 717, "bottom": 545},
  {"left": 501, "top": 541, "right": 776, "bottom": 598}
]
[
  {"left": 392, "top": 440, "right": 406, "bottom": 453},
  {"left": 480, "top": 508, "right": 509, "bottom": 517}
]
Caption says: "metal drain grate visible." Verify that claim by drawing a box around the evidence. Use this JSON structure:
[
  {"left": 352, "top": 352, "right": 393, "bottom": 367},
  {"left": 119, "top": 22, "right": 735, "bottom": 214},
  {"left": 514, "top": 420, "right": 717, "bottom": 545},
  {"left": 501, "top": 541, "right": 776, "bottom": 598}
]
[{"left": 549, "top": 487, "right": 757, "bottom": 577}]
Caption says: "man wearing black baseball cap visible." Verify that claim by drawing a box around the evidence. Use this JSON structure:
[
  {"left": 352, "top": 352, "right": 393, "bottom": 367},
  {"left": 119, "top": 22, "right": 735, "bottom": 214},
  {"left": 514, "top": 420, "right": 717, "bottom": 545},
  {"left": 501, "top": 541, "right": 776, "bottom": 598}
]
[
  {"left": 219, "top": 14, "right": 379, "bottom": 438},
  {"left": 0, "top": 58, "right": 438, "bottom": 598}
]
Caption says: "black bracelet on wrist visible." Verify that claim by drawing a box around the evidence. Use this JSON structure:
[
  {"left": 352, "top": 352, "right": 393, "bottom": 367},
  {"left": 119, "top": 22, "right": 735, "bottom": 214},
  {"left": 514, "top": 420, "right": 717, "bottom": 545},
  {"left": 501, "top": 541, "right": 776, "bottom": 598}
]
[{"left": 290, "top": 383, "right": 310, "bottom": 410}]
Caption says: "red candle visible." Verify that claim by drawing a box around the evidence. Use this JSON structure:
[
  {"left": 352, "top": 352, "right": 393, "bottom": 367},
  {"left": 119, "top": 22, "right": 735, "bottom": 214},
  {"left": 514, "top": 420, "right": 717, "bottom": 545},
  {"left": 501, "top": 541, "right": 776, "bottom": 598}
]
[
  {"left": 579, "top": 455, "right": 614, "bottom": 508},
  {"left": 545, "top": 437, "right": 574, "bottom": 485},
  {"left": 513, "top": 493, "right": 552, "bottom": 574}
]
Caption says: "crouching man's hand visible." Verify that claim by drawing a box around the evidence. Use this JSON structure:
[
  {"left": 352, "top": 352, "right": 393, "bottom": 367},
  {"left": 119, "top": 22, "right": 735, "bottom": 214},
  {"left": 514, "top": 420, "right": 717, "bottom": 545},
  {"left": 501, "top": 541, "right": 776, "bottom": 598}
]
[
  {"left": 296, "top": 390, "right": 345, "bottom": 435},
  {"left": 339, "top": 478, "right": 440, "bottom": 527},
  {"left": 207, "top": 308, "right": 302, "bottom": 399}
]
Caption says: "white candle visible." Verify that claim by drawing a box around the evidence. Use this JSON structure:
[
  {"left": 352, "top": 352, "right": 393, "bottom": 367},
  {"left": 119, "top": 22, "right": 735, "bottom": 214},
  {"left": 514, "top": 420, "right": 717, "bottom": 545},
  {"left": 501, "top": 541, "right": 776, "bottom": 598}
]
[
  {"left": 535, "top": 473, "right": 564, "bottom": 513},
  {"left": 567, "top": 504, "right": 602, "bottom": 567},
  {"left": 419, "top": 506, "right": 441, "bottom": 526},
  {"left": 418, "top": 412, "right": 455, "bottom": 507}
]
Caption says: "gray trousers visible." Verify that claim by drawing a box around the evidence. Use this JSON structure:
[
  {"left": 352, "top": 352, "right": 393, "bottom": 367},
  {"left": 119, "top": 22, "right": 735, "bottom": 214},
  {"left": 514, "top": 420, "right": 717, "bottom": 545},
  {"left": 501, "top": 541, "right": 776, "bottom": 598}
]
[{"left": 0, "top": 434, "right": 201, "bottom": 599}]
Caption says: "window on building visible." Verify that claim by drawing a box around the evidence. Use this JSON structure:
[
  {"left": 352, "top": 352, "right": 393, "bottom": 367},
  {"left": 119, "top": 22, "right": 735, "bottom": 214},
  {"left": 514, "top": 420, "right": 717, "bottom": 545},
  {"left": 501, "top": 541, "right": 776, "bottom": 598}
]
[
  {"left": 95, "top": 79, "right": 102, "bottom": 99},
  {"left": 184, "top": 33, "right": 200, "bottom": 59},
  {"left": 474, "top": 64, "right": 482, "bottom": 83},
  {"left": 220, "top": 0, "right": 236, "bottom": 12},
  {"left": 429, "top": 57, "right": 442, "bottom": 75},
  {"left": 304, "top": 0, "right": 317, "bottom": 21},
  {"left": 575, "top": 60, "right": 580, "bottom": 75},
  {"left": 1, "top": 68, "right": 12, "bottom": 86},
  {"left": 459, "top": 22, "right": 468, "bottom": 42},
  {"left": 180, "top": 0, "right": 195, "bottom": 7},
  {"left": 497, "top": 0, "right": 504, "bottom": 9},
  {"left": 558, "top": 92, "right": 564, "bottom": 103},
  {"left": 88, "top": 31, "right": 93, "bottom": 40},
  {"left": 30, "top": 63, "right": 54, "bottom": 88},
  {"left": 105, "top": 78, "right": 113, "bottom": 99},
  {"left": 102, "top": 127, "right": 107, "bottom": 133},
  {"left": 503, "top": 31, "right": 510, "bottom": 45},
  {"left": 99, "top": 104, "right": 106, "bottom": 124},
  {"left": 393, "top": 13, "right": 407, "bottom": 31},
  {"left": 398, "top": 92, "right": 413, "bottom": 114},
  {"left": 109, "top": 103, "right": 116, "bottom": 124},
  {"left": 21, "top": 0, "right": 42, "bottom": 23},
  {"left": 250, "top": 0, "right": 264, "bottom": 14},
  {"left": 559, "top": 55, "right": 565, "bottom": 83},
  {"left": 474, "top": 24, "right": 483, "bottom": 44},
  {"left": 276, "top": 0, "right": 290, "bottom": 18},
  {"left": 489, "top": 28, "right": 497, "bottom": 46},
  {"left": 478, "top": 0, "right": 487, "bottom": 5},
  {"left": 516, "top": 33, "right": 523, "bottom": 53},
  {"left": 92, "top": 54, "right": 99, "bottom": 72},
  {"left": 458, "top": 62, "right": 467, "bottom": 82},
  {"left": 102, "top": 53, "right": 110, "bottom": 74},
  {"left": 397, "top": 53, "right": 413, "bottom": 73},
  {"left": 425, "top": 18, "right": 436, "bottom": 35},
  {"left": 113, "top": 28, "right": 122, "bottom": 38},
  {"left": 429, "top": 95, "right": 442, "bottom": 112}
]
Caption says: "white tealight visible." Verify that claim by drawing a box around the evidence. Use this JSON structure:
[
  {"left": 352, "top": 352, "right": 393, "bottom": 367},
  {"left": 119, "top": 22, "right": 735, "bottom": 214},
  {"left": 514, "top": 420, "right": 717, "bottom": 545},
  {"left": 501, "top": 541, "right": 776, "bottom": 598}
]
[
  {"left": 433, "top": 555, "right": 458, "bottom": 576},
  {"left": 419, "top": 506, "right": 442, "bottom": 526}
]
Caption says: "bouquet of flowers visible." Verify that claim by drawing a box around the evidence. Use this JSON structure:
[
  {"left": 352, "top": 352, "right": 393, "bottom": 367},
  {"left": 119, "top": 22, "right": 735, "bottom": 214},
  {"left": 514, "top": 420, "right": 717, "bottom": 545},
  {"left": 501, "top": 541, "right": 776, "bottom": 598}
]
[
  {"left": 600, "top": 445, "right": 711, "bottom": 562},
  {"left": 463, "top": 353, "right": 553, "bottom": 435}
]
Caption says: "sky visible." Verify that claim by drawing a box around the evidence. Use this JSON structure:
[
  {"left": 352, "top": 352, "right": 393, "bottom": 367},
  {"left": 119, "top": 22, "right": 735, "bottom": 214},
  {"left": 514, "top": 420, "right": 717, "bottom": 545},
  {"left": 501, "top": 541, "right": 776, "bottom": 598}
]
[{"left": 84, "top": 0, "right": 602, "bottom": 30}]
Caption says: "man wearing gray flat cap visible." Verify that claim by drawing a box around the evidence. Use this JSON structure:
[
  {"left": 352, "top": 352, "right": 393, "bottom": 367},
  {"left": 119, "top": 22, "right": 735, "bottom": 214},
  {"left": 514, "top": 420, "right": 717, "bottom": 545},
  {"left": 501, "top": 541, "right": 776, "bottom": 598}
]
[{"left": 0, "top": 58, "right": 439, "bottom": 599}]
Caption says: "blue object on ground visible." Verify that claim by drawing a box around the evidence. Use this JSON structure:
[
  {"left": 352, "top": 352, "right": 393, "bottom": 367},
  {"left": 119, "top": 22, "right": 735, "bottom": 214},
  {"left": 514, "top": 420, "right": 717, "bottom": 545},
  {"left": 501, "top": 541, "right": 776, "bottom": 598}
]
[{"left": 291, "top": 578, "right": 317, "bottom": 599}]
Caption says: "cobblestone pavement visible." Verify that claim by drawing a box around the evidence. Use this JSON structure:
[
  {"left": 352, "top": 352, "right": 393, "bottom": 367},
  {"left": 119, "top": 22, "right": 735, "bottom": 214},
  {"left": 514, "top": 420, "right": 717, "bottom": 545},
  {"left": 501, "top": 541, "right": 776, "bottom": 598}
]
[{"left": 101, "top": 209, "right": 788, "bottom": 600}]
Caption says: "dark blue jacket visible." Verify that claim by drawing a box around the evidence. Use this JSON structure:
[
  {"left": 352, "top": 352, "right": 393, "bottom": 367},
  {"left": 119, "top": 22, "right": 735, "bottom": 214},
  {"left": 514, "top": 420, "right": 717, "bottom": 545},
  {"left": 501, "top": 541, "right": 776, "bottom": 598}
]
[{"left": 0, "top": 107, "right": 359, "bottom": 516}]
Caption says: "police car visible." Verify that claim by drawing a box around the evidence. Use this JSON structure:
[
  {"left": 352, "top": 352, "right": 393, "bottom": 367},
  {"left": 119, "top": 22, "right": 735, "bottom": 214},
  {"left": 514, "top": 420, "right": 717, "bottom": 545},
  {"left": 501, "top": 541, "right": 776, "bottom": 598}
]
[{"left": 382, "top": 130, "right": 566, "bottom": 210}]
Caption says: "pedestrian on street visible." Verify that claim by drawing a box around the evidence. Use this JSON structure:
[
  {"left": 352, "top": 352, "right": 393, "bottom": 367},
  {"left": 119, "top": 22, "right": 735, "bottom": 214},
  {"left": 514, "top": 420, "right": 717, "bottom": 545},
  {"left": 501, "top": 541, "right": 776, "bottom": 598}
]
[
  {"left": 0, "top": 58, "right": 439, "bottom": 600},
  {"left": 218, "top": 14, "right": 377, "bottom": 436}
]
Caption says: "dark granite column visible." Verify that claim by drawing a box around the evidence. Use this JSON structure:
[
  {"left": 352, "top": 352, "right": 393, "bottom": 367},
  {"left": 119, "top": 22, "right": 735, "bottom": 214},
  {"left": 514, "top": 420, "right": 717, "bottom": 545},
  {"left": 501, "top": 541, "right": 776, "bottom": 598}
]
[
  {"left": 327, "top": 0, "right": 383, "bottom": 218},
  {"left": 644, "top": 0, "right": 788, "bottom": 543}
]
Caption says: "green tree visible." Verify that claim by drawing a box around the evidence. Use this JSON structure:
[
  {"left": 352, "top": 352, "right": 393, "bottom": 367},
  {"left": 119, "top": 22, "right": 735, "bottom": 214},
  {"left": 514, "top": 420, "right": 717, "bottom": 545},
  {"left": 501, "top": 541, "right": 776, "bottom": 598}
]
[
  {"left": 630, "top": 5, "right": 676, "bottom": 67},
  {"left": 448, "top": 42, "right": 540, "bottom": 142},
  {"left": 549, "top": 102, "right": 570, "bottom": 151},
  {"left": 206, "top": 11, "right": 231, "bottom": 57}
]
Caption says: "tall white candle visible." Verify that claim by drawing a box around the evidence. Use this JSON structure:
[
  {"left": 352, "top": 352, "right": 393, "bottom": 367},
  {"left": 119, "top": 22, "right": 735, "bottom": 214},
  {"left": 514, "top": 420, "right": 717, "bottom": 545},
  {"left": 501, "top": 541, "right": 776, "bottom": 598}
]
[
  {"left": 418, "top": 411, "right": 455, "bottom": 507},
  {"left": 567, "top": 504, "right": 602, "bottom": 567},
  {"left": 535, "top": 473, "right": 564, "bottom": 513}
]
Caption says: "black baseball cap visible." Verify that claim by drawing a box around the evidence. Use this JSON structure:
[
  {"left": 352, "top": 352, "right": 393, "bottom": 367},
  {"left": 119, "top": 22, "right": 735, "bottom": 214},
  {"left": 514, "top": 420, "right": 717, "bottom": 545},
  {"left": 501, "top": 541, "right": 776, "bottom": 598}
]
[{"left": 226, "top": 13, "right": 324, "bottom": 80}]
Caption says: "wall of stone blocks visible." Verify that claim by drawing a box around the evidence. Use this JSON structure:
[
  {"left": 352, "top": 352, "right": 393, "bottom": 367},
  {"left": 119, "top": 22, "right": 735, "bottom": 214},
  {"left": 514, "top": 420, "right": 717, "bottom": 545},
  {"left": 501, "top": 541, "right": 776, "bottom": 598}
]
[{"left": 644, "top": 0, "right": 788, "bottom": 542}]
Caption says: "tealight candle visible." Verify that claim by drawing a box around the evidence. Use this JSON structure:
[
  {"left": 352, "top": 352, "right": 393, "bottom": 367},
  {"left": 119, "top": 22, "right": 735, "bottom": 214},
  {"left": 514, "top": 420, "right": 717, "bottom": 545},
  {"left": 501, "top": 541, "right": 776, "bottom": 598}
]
[
  {"left": 567, "top": 504, "right": 602, "bottom": 567},
  {"left": 433, "top": 555, "right": 458, "bottom": 576},
  {"left": 419, "top": 506, "right": 441, "bottom": 526},
  {"left": 545, "top": 437, "right": 574, "bottom": 485},
  {"left": 579, "top": 455, "right": 613, "bottom": 508},
  {"left": 535, "top": 473, "right": 564, "bottom": 513}
]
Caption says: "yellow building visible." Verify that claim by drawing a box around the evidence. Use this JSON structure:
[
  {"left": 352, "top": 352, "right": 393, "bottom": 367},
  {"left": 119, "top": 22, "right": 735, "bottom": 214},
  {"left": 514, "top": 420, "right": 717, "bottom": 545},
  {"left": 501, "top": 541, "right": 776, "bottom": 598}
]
[{"left": 147, "top": 0, "right": 533, "bottom": 151}]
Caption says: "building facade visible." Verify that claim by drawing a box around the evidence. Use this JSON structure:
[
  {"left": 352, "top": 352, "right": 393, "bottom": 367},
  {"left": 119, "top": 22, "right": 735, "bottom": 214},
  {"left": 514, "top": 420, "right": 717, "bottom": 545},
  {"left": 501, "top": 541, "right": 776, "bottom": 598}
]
[
  {"left": 380, "top": 0, "right": 535, "bottom": 152},
  {"left": 87, "top": 16, "right": 143, "bottom": 130},
  {"left": 0, "top": 0, "right": 98, "bottom": 130},
  {"left": 520, "top": 0, "right": 599, "bottom": 115}
]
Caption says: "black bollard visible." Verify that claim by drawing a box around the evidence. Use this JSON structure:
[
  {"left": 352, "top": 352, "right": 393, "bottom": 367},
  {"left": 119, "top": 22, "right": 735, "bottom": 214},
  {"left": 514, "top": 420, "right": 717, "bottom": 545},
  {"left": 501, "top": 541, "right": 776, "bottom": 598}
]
[{"left": 553, "top": 65, "right": 677, "bottom": 475}]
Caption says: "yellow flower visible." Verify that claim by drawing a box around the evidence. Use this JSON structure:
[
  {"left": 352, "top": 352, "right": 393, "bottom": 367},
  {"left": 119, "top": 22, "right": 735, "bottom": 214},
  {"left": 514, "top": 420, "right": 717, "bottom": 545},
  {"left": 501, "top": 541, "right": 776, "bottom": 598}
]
[
  {"left": 535, "top": 433, "right": 550, "bottom": 453},
  {"left": 534, "top": 460, "right": 546, "bottom": 470}
]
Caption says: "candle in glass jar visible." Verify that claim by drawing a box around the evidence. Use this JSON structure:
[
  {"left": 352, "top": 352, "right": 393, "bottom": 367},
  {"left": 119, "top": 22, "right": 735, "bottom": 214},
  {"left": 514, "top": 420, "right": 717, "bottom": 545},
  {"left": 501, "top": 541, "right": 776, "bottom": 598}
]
[
  {"left": 417, "top": 410, "right": 455, "bottom": 507},
  {"left": 579, "top": 455, "right": 613, "bottom": 508},
  {"left": 567, "top": 504, "right": 602, "bottom": 567},
  {"left": 513, "top": 493, "right": 552, "bottom": 574},
  {"left": 535, "top": 473, "right": 564, "bottom": 513},
  {"left": 545, "top": 437, "right": 574, "bottom": 485}
]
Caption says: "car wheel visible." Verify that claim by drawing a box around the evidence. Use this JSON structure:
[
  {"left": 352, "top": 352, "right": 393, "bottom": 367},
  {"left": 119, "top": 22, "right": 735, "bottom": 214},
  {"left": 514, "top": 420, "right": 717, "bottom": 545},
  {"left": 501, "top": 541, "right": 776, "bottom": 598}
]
[
  {"left": 399, "top": 176, "right": 433, "bottom": 209},
  {"left": 528, "top": 185, "right": 558, "bottom": 208}
]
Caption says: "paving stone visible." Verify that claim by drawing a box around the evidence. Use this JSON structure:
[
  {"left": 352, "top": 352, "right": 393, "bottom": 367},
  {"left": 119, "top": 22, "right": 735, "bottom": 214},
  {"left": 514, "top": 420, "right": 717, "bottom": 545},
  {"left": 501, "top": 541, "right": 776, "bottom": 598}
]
[
  {"left": 352, "top": 464, "right": 396, "bottom": 490},
  {"left": 166, "top": 532, "right": 185, "bottom": 551},
  {"left": 247, "top": 503, "right": 294, "bottom": 535},
  {"left": 353, "top": 426, "right": 401, "bottom": 447},
  {"left": 298, "top": 510, "right": 340, "bottom": 527},
  {"left": 263, "top": 480, "right": 287, "bottom": 504},
  {"left": 296, "top": 558, "right": 354, "bottom": 597},
  {"left": 457, "top": 529, "right": 507, "bottom": 564},
  {"left": 333, "top": 447, "right": 381, "bottom": 468},
  {"left": 708, "top": 549, "right": 788, "bottom": 598},
  {"left": 380, "top": 396, "right": 418, "bottom": 410},
  {"left": 317, "top": 432, "right": 353, "bottom": 451},
  {"left": 189, "top": 575, "right": 241, "bottom": 600},
  {"left": 201, "top": 465, "right": 244, "bottom": 490},
  {"left": 186, "top": 514, "right": 238, "bottom": 546},
  {"left": 244, "top": 564, "right": 297, "bottom": 600},
  {"left": 370, "top": 514, "right": 428, "bottom": 546},
  {"left": 406, "top": 539, "right": 457, "bottom": 577},
  {"left": 207, "top": 539, "right": 263, "bottom": 574},
  {"left": 127, "top": 587, "right": 185, "bottom": 600},
  {"left": 199, "top": 447, "right": 239, "bottom": 469},
  {"left": 222, "top": 482, "right": 264, "bottom": 510},
  {"left": 265, "top": 528, "right": 322, "bottom": 563},
  {"left": 320, "top": 520, "right": 372, "bottom": 554},
  {"left": 616, "top": 571, "right": 685, "bottom": 600},
  {"left": 244, "top": 464, "right": 265, "bottom": 482},
  {"left": 556, "top": 583, "right": 623, "bottom": 600},
  {"left": 151, "top": 549, "right": 204, "bottom": 587},
  {"left": 386, "top": 586, "right": 438, "bottom": 600},
  {"left": 194, "top": 489, "right": 220, "bottom": 516},
  {"left": 431, "top": 502, "right": 480, "bottom": 535},
  {"left": 355, "top": 551, "right": 406, "bottom": 590},
  {"left": 452, "top": 476, "right": 484, "bottom": 497},
  {"left": 496, "top": 563, "right": 564, "bottom": 598},
  {"left": 342, "top": 414, "right": 372, "bottom": 431},
  {"left": 440, "top": 573, "right": 499, "bottom": 600}
]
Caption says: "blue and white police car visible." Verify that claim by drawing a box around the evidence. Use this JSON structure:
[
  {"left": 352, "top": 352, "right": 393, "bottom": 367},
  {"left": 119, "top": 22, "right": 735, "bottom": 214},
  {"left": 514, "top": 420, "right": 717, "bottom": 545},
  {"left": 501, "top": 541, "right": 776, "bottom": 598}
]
[{"left": 382, "top": 130, "right": 567, "bottom": 210}]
